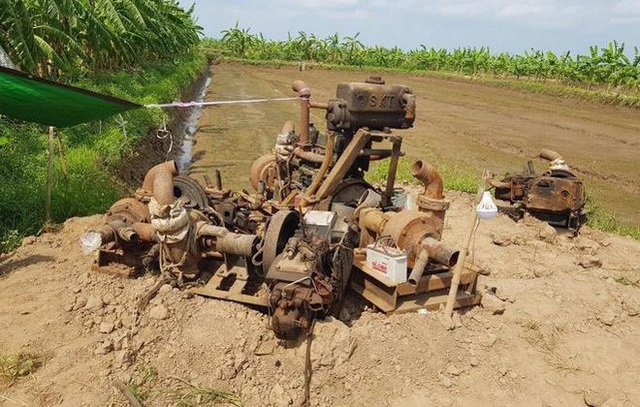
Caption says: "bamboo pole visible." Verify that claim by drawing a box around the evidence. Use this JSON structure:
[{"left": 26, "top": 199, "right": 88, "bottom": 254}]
[
  {"left": 46, "top": 126, "right": 55, "bottom": 222},
  {"left": 443, "top": 169, "right": 488, "bottom": 326}
]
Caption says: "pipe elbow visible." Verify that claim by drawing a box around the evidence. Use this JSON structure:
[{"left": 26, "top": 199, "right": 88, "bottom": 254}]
[
  {"left": 411, "top": 160, "right": 444, "bottom": 200},
  {"left": 141, "top": 161, "right": 178, "bottom": 199}
]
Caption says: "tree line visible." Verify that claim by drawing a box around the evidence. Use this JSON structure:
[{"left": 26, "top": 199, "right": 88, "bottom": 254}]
[{"left": 207, "top": 25, "right": 640, "bottom": 90}]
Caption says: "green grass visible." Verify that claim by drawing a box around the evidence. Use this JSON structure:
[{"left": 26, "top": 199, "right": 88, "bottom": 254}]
[
  {"left": 114, "top": 366, "right": 243, "bottom": 406},
  {"left": 0, "top": 352, "right": 43, "bottom": 385},
  {"left": 0, "top": 52, "right": 207, "bottom": 253},
  {"left": 366, "top": 159, "right": 478, "bottom": 193},
  {"left": 585, "top": 198, "right": 640, "bottom": 239}
]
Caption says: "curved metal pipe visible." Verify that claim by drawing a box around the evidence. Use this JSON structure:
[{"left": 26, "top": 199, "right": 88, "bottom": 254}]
[
  {"left": 141, "top": 161, "right": 178, "bottom": 196},
  {"left": 151, "top": 161, "right": 178, "bottom": 205},
  {"left": 411, "top": 160, "right": 444, "bottom": 200}
]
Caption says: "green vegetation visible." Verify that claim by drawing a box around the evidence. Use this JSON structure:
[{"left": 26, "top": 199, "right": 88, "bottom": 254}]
[
  {"left": 0, "top": 53, "right": 206, "bottom": 253},
  {"left": 205, "top": 25, "right": 640, "bottom": 105},
  {"left": 585, "top": 198, "right": 640, "bottom": 240},
  {"left": 366, "top": 159, "right": 478, "bottom": 194},
  {"left": 0, "top": 0, "right": 201, "bottom": 77},
  {"left": 0, "top": 2, "right": 205, "bottom": 253},
  {"left": 0, "top": 351, "right": 42, "bottom": 385},
  {"left": 117, "top": 365, "right": 243, "bottom": 406}
]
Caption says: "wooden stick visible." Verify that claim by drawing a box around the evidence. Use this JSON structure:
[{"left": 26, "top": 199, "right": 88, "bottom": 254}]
[
  {"left": 443, "top": 170, "right": 487, "bottom": 326},
  {"left": 113, "top": 379, "right": 143, "bottom": 407},
  {"left": 46, "top": 126, "right": 54, "bottom": 222}
]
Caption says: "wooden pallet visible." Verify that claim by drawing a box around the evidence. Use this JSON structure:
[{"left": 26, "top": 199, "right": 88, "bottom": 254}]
[{"left": 350, "top": 249, "right": 481, "bottom": 314}]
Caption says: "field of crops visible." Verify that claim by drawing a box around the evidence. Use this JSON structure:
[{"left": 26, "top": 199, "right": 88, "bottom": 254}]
[
  {"left": 207, "top": 25, "right": 640, "bottom": 94},
  {"left": 0, "top": 0, "right": 200, "bottom": 77}
]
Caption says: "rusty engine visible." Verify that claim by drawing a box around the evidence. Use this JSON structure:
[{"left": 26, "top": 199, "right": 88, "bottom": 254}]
[
  {"left": 85, "top": 76, "right": 473, "bottom": 340},
  {"left": 488, "top": 148, "right": 586, "bottom": 230}
]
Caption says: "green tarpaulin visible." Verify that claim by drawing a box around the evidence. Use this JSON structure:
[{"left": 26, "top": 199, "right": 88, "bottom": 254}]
[{"left": 0, "top": 66, "right": 141, "bottom": 127}]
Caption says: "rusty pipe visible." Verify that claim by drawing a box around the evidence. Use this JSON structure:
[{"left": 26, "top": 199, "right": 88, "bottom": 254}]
[
  {"left": 131, "top": 222, "right": 159, "bottom": 242},
  {"left": 407, "top": 249, "right": 429, "bottom": 286},
  {"left": 94, "top": 220, "right": 123, "bottom": 244},
  {"left": 292, "top": 80, "right": 310, "bottom": 144},
  {"left": 539, "top": 148, "right": 563, "bottom": 162},
  {"left": 152, "top": 161, "right": 178, "bottom": 206},
  {"left": 359, "top": 207, "right": 388, "bottom": 234},
  {"left": 141, "top": 161, "right": 178, "bottom": 197},
  {"left": 420, "top": 237, "right": 459, "bottom": 268},
  {"left": 412, "top": 160, "right": 444, "bottom": 200},
  {"left": 117, "top": 227, "right": 139, "bottom": 243},
  {"left": 407, "top": 237, "right": 459, "bottom": 286},
  {"left": 197, "top": 223, "right": 260, "bottom": 257},
  {"left": 292, "top": 147, "right": 325, "bottom": 163}
]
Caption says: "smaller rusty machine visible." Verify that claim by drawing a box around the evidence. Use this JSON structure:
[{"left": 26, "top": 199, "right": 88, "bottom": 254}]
[
  {"left": 86, "top": 76, "right": 482, "bottom": 340},
  {"left": 487, "top": 148, "right": 586, "bottom": 230}
]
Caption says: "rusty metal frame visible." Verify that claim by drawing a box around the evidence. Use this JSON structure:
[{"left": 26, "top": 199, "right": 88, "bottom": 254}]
[{"left": 350, "top": 249, "right": 481, "bottom": 314}]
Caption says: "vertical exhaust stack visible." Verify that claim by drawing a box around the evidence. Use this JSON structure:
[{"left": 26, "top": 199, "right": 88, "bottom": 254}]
[{"left": 292, "top": 80, "right": 311, "bottom": 144}]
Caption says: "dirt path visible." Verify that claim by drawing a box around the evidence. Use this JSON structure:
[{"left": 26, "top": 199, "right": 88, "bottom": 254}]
[
  {"left": 1, "top": 193, "right": 640, "bottom": 406},
  {"left": 190, "top": 63, "right": 639, "bottom": 226}
]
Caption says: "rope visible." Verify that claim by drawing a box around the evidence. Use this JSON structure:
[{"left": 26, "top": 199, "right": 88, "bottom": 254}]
[
  {"left": 114, "top": 114, "right": 128, "bottom": 149},
  {"left": 156, "top": 114, "right": 173, "bottom": 159},
  {"left": 303, "top": 318, "right": 316, "bottom": 407},
  {"left": 145, "top": 97, "right": 298, "bottom": 109}
]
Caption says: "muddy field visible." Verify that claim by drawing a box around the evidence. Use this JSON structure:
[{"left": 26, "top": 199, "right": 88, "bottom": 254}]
[
  {"left": 189, "top": 63, "right": 639, "bottom": 226},
  {"left": 1, "top": 63, "right": 640, "bottom": 407}
]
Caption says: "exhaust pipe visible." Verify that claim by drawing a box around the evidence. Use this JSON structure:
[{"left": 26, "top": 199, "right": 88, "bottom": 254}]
[
  {"left": 407, "top": 237, "right": 459, "bottom": 286},
  {"left": 140, "top": 161, "right": 178, "bottom": 204},
  {"left": 292, "top": 80, "right": 311, "bottom": 144}
]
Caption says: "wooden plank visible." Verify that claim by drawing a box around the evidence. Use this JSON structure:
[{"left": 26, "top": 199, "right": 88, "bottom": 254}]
[
  {"left": 350, "top": 267, "right": 398, "bottom": 312},
  {"left": 391, "top": 291, "right": 482, "bottom": 315},
  {"left": 314, "top": 129, "right": 370, "bottom": 200},
  {"left": 350, "top": 281, "right": 396, "bottom": 313},
  {"left": 396, "top": 269, "right": 476, "bottom": 296}
]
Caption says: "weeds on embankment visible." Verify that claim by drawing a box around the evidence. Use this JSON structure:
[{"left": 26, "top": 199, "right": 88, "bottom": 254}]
[{"left": 0, "top": 53, "right": 207, "bottom": 253}]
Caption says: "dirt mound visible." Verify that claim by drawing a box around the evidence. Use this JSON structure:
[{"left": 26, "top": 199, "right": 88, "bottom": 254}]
[{"left": 1, "top": 192, "right": 639, "bottom": 406}]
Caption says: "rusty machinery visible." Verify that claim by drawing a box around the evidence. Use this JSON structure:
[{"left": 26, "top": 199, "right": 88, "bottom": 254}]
[
  {"left": 86, "top": 76, "right": 481, "bottom": 339},
  {"left": 487, "top": 148, "right": 586, "bottom": 230}
]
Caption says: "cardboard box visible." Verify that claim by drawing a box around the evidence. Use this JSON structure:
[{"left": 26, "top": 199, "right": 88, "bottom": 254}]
[{"left": 366, "top": 244, "right": 408, "bottom": 283}]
